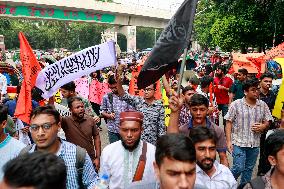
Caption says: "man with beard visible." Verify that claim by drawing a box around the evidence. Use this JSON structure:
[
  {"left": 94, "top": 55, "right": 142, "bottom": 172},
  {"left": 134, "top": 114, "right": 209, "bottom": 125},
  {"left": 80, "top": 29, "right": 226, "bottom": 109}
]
[
  {"left": 213, "top": 65, "right": 233, "bottom": 127},
  {"left": 189, "top": 127, "right": 237, "bottom": 189},
  {"left": 61, "top": 96, "right": 101, "bottom": 170},
  {"left": 100, "top": 110, "right": 156, "bottom": 189},
  {"left": 225, "top": 79, "right": 273, "bottom": 188},
  {"left": 60, "top": 81, "right": 99, "bottom": 119},
  {"left": 168, "top": 94, "right": 229, "bottom": 167}
]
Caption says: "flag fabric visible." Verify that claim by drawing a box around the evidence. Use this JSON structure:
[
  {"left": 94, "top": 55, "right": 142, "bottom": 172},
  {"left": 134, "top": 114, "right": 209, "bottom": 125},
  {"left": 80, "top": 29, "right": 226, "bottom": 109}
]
[
  {"left": 246, "top": 57, "right": 263, "bottom": 78},
  {"left": 245, "top": 42, "right": 284, "bottom": 77},
  {"left": 129, "top": 64, "right": 162, "bottom": 99},
  {"left": 272, "top": 57, "right": 284, "bottom": 119},
  {"left": 35, "top": 41, "right": 116, "bottom": 99},
  {"left": 264, "top": 42, "right": 284, "bottom": 60},
  {"left": 137, "top": 0, "right": 199, "bottom": 89},
  {"left": 14, "top": 32, "right": 42, "bottom": 124}
]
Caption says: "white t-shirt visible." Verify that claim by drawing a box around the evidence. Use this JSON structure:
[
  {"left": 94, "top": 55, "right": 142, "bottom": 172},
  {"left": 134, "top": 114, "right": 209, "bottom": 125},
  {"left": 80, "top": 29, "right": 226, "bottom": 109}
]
[
  {"left": 0, "top": 135, "right": 26, "bottom": 180},
  {"left": 195, "top": 161, "right": 237, "bottom": 189}
]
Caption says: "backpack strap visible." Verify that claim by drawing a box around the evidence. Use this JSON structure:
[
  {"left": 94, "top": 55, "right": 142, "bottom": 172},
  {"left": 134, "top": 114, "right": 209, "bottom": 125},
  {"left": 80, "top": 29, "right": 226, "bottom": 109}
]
[
  {"left": 132, "top": 142, "right": 147, "bottom": 182},
  {"left": 19, "top": 145, "right": 33, "bottom": 156},
  {"left": 249, "top": 176, "right": 265, "bottom": 189},
  {"left": 76, "top": 145, "right": 87, "bottom": 189},
  {"left": 107, "top": 92, "right": 114, "bottom": 113}
]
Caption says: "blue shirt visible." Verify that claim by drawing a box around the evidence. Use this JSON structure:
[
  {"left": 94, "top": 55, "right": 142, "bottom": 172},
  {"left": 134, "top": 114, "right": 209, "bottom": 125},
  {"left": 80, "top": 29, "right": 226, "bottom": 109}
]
[
  {"left": 28, "top": 139, "right": 98, "bottom": 189},
  {"left": 4, "top": 99, "right": 39, "bottom": 117},
  {"left": 101, "top": 93, "right": 132, "bottom": 133}
]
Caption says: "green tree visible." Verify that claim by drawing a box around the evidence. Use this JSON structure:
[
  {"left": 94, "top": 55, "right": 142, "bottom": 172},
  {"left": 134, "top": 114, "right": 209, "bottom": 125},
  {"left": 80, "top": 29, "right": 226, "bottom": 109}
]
[{"left": 136, "top": 27, "right": 161, "bottom": 50}]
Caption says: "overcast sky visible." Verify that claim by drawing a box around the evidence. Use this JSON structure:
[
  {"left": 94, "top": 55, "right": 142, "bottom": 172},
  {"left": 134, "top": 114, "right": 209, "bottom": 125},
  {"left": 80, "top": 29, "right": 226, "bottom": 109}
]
[{"left": 113, "top": 0, "right": 184, "bottom": 11}]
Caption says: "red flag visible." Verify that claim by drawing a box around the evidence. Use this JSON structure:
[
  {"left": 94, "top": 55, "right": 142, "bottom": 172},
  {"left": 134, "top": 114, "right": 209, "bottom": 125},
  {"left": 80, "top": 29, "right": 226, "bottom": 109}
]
[
  {"left": 247, "top": 57, "right": 264, "bottom": 78},
  {"left": 14, "top": 32, "right": 42, "bottom": 124},
  {"left": 264, "top": 42, "right": 284, "bottom": 60}
]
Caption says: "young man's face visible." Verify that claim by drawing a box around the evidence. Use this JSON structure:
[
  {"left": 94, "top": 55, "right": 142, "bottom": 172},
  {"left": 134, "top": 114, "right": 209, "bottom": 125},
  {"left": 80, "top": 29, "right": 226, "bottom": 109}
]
[
  {"left": 190, "top": 105, "right": 208, "bottom": 125},
  {"left": 237, "top": 72, "right": 246, "bottom": 82},
  {"left": 184, "top": 90, "right": 196, "bottom": 105},
  {"left": 143, "top": 84, "right": 155, "bottom": 100},
  {"left": 195, "top": 139, "right": 216, "bottom": 172},
  {"left": 269, "top": 145, "right": 284, "bottom": 175},
  {"left": 30, "top": 114, "right": 60, "bottom": 151},
  {"left": 154, "top": 157, "right": 196, "bottom": 189},
  {"left": 245, "top": 86, "right": 260, "bottom": 100},
  {"left": 59, "top": 88, "right": 73, "bottom": 99},
  {"left": 119, "top": 120, "right": 142, "bottom": 151},
  {"left": 108, "top": 83, "right": 118, "bottom": 94},
  {"left": 260, "top": 77, "right": 272, "bottom": 91}
]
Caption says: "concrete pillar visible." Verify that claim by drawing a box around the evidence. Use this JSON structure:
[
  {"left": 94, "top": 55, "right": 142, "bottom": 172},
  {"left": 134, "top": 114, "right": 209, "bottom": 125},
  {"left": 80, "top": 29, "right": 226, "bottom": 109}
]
[
  {"left": 101, "top": 27, "right": 122, "bottom": 56},
  {"left": 119, "top": 26, "right": 136, "bottom": 52}
]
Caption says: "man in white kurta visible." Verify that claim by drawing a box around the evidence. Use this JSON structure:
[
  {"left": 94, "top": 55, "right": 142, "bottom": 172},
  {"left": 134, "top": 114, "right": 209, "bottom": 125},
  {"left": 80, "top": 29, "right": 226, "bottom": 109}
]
[{"left": 100, "top": 111, "right": 156, "bottom": 189}]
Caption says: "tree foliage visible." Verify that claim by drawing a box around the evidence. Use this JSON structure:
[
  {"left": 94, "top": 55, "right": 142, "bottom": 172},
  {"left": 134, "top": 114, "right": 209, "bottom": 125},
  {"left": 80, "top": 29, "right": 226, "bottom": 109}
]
[
  {"left": 0, "top": 18, "right": 160, "bottom": 51},
  {"left": 194, "top": 0, "right": 284, "bottom": 52}
]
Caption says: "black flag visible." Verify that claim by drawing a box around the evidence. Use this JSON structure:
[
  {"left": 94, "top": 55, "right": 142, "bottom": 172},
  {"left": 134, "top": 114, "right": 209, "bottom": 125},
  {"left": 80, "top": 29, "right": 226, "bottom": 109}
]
[{"left": 137, "top": 0, "right": 198, "bottom": 89}]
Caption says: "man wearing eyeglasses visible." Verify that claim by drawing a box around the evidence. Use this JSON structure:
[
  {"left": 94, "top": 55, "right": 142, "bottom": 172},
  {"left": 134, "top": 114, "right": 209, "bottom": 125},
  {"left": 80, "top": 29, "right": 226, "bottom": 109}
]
[
  {"left": 116, "top": 65, "right": 166, "bottom": 145},
  {"left": 25, "top": 105, "right": 98, "bottom": 189}
]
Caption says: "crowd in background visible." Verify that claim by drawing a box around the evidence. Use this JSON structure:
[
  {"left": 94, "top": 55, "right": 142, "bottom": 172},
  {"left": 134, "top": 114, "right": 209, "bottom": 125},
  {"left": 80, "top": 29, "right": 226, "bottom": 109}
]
[{"left": 0, "top": 48, "right": 284, "bottom": 189}]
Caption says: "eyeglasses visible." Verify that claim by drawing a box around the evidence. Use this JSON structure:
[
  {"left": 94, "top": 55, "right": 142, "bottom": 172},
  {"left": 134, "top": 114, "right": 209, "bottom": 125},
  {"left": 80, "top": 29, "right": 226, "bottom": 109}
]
[{"left": 29, "top": 122, "right": 57, "bottom": 132}]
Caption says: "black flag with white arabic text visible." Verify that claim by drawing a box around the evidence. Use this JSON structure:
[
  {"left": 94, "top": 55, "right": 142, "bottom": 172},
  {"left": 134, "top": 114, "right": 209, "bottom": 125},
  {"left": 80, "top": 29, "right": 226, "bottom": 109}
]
[{"left": 137, "top": 0, "right": 198, "bottom": 89}]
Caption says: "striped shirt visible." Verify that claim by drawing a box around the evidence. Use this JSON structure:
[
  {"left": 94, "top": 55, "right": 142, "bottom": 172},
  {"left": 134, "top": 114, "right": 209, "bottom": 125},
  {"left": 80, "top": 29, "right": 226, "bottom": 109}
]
[
  {"left": 224, "top": 98, "right": 273, "bottom": 147},
  {"left": 28, "top": 140, "right": 98, "bottom": 189},
  {"left": 101, "top": 93, "right": 132, "bottom": 133},
  {"left": 121, "top": 93, "right": 166, "bottom": 145}
]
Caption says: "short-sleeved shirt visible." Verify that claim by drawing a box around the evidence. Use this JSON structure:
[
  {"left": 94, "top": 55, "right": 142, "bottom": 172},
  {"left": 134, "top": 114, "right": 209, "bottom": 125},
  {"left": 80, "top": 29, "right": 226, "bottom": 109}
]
[
  {"left": 179, "top": 118, "right": 227, "bottom": 152},
  {"left": 61, "top": 115, "right": 99, "bottom": 159},
  {"left": 100, "top": 93, "right": 131, "bottom": 133},
  {"left": 28, "top": 139, "right": 98, "bottom": 189},
  {"left": 121, "top": 93, "right": 166, "bottom": 145},
  {"left": 213, "top": 76, "right": 233, "bottom": 105},
  {"left": 229, "top": 80, "right": 244, "bottom": 101},
  {"left": 224, "top": 98, "right": 273, "bottom": 147}
]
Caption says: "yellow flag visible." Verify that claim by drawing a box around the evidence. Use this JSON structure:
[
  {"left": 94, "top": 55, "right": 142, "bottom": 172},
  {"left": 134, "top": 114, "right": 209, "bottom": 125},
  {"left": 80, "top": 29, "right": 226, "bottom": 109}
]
[
  {"left": 162, "top": 89, "right": 171, "bottom": 126},
  {"left": 272, "top": 58, "right": 284, "bottom": 118}
]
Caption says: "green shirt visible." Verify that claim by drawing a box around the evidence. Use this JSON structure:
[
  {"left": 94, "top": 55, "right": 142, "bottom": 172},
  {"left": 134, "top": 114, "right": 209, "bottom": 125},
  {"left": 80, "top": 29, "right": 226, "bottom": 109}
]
[{"left": 229, "top": 80, "right": 244, "bottom": 101}]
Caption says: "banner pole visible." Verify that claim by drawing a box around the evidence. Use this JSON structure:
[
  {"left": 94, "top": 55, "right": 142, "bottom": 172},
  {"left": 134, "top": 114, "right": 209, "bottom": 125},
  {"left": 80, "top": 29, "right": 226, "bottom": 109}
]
[{"left": 177, "top": 48, "right": 188, "bottom": 95}]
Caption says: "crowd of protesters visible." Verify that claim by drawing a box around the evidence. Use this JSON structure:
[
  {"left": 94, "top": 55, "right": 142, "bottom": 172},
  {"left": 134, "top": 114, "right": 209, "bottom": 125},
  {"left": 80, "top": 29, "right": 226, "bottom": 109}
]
[{"left": 0, "top": 48, "right": 284, "bottom": 189}]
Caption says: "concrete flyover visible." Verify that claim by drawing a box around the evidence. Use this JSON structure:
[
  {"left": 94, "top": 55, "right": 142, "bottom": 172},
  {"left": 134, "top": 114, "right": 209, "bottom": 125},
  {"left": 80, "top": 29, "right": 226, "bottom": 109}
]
[{"left": 0, "top": 0, "right": 171, "bottom": 28}]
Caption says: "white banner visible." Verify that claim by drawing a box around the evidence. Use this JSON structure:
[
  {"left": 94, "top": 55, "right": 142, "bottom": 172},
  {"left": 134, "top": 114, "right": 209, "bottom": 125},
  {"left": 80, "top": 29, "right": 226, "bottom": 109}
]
[
  {"left": 36, "top": 41, "right": 116, "bottom": 99},
  {"left": 54, "top": 102, "right": 71, "bottom": 117},
  {"left": 15, "top": 119, "right": 31, "bottom": 146}
]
